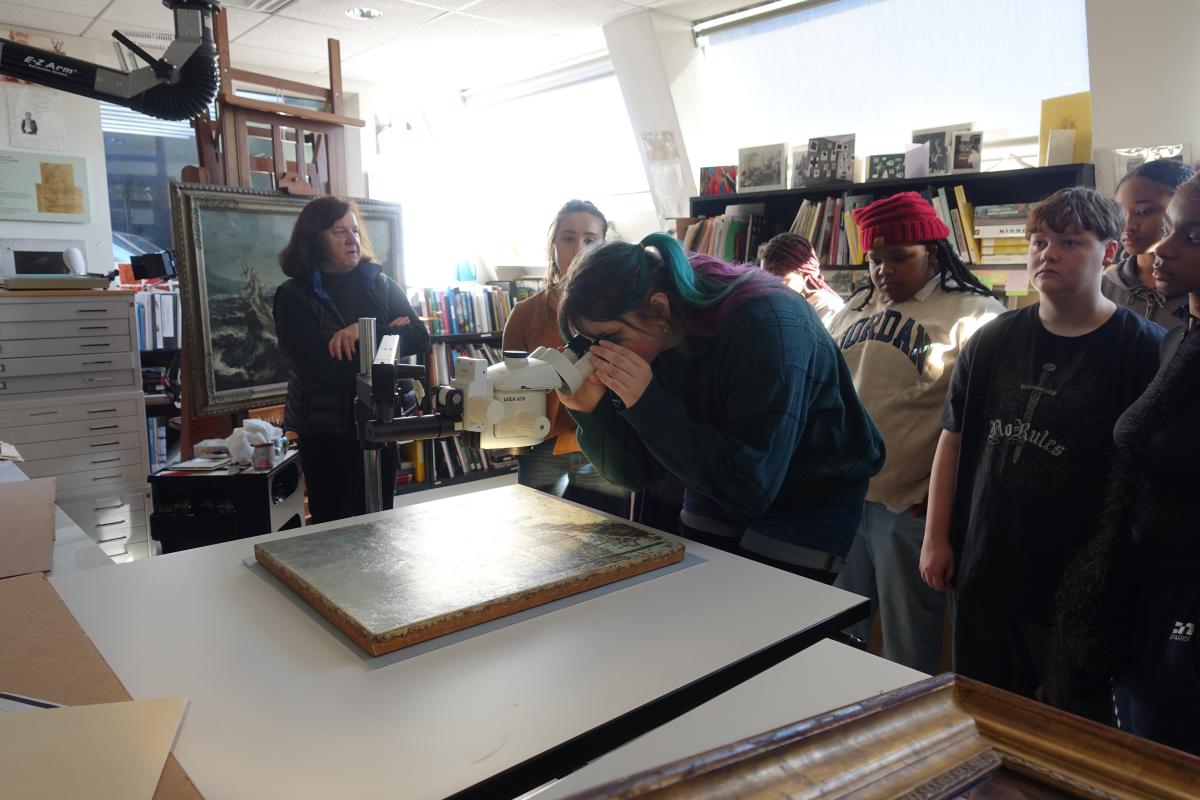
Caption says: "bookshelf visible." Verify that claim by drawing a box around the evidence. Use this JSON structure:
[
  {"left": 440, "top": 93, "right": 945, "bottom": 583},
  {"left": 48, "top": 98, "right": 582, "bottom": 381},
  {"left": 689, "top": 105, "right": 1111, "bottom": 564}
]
[
  {"left": 689, "top": 164, "right": 1094, "bottom": 230},
  {"left": 686, "top": 164, "right": 1096, "bottom": 297}
]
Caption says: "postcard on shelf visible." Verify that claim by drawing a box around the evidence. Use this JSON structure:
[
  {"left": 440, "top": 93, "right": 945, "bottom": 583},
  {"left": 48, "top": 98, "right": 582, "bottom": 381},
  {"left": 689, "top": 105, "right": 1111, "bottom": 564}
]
[
  {"left": 789, "top": 146, "right": 807, "bottom": 189},
  {"left": 255, "top": 485, "right": 686, "bottom": 656},
  {"left": 1045, "top": 129, "right": 1076, "bottom": 166},
  {"left": 1039, "top": 91, "right": 1092, "bottom": 166},
  {"left": 737, "top": 143, "right": 787, "bottom": 192},
  {"left": 0, "top": 477, "right": 55, "bottom": 580},
  {"left": 805, "top": 134, "right": 855, "bottom": 185},
  {"left": 952, "top": 131, "right": 984, "bottom": 173},
  {"left": 911, "top": 123, "right": 970, "bottom": 176},
  {"left": 0, "top": 697, "right": 187, "bottom": 800},
  {"left": 867, "top": 153, "right": 904, "bottom": 182},
  {"left": 904, "top": 143, "right": 930, "bottom": 179},
  {"left": 699, "top": 165, "right": 737, "bottom": 196}
]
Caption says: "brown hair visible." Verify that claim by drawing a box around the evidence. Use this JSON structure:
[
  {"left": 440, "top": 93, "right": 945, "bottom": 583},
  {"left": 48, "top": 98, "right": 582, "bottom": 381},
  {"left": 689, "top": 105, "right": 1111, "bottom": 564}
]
[
  {"left": 1026, "top": 187, "right": 1124, "bottom": 242},
  {"left": 546, "top": 199, "right": 607, "bottom": 284},
  {"left": 278, "top": 195, "right": 375, "bottom": 280}
]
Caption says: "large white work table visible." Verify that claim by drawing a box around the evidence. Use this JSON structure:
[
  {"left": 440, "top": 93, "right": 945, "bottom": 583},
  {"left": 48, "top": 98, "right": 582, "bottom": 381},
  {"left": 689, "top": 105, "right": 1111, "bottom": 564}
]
[
  {"left": 46, "top": 486, "right": 870, "bottom": 800},
  {"left": 535, "top": 638, "right": 926, "bottom": 799}
]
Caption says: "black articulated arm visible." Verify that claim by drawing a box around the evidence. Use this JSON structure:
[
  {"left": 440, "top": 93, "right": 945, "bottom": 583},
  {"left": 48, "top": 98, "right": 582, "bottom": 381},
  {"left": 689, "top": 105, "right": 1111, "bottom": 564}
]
[{"left": 0, "top": 0, "right": 221, "bottom": 121}]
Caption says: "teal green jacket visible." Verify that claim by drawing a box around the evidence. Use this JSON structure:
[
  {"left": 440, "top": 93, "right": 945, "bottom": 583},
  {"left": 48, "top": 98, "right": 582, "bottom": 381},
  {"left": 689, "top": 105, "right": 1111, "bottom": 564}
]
[{"left": 569, "top": 292, "right": 885, "bottom": 518}]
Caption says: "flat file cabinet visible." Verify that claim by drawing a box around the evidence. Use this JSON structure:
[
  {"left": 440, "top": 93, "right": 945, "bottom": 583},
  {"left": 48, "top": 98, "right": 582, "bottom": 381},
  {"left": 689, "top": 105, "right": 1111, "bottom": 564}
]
[{"left": 0, "top": 290, "right": 152, "bottom": 562}]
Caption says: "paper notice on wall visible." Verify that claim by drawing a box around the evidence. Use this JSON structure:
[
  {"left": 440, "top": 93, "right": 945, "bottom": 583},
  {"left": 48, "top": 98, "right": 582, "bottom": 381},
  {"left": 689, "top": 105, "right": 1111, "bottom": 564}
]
[
  {"left": 7, "top": 85, "right": 65, "bottom": 152},
  {"left": 649, "top": 162, "right": 689, "bottom": 220}
]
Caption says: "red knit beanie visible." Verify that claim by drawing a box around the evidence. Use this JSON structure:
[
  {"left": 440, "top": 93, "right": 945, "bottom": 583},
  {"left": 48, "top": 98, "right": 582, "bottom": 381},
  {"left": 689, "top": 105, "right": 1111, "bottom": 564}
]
[{"left": 852, "top": 191, "right": 951, "bottom": 253}]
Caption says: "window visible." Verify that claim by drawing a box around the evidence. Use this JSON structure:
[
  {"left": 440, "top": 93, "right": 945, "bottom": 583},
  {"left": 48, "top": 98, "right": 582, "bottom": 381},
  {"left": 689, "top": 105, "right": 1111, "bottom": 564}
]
[
  {"left": 101, "top": 102, "right": 197, "bottom": 259},
  {"left": 692, "top": 0, "right": 1090, "bottom": 171}
]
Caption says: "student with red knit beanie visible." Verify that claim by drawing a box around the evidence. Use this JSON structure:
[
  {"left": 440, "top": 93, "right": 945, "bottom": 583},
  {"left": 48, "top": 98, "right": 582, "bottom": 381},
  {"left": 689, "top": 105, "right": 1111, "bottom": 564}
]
[{"left": 828, "top": 192, "right": 1003, "bottom": 673}]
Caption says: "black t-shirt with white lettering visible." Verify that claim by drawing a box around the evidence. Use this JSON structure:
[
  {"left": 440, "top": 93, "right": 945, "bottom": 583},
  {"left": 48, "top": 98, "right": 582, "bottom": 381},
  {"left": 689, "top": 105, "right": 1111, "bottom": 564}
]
[{"left": 942, "top": 304, "right": 1162, "bottom": 620}]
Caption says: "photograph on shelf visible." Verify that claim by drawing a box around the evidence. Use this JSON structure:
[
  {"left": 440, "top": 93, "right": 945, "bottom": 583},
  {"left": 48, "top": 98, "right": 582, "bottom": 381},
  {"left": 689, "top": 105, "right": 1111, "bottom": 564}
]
[
  {"left": 736, "top": 143, "right": 788, "bottom": 192},
  {"left": 911, "top": 123, "right": 970, "bottom": 176},
  {"left": 867, "top": 153, "right": 904, "bottom": 182},
  {"left": 789, "top": 145, "right": 807, "bottom": 189},
  {"left": 951, "top": 131, "right": 984, "bottom": 173},
  {"left": 805, "top": 134, "right": 855, "bottom": 186},
  {"left": 1112, "top": 143, "right": 1191, "bottom": 177},
  {"left": 699, "top": 165, "right": 737, "bottom": 196},
  {"left": 171, "top": 183, "right": 402, "bottom": 416}
]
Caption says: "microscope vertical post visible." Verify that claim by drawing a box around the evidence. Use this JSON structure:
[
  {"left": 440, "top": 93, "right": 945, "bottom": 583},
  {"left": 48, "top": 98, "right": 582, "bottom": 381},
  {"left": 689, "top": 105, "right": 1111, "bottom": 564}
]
[{"left": 358, "top": 317, "right": 382, "bottom": 515}]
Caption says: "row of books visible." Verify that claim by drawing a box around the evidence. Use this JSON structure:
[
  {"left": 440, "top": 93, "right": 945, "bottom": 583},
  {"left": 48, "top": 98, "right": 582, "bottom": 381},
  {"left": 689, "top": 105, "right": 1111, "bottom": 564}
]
[
  {"left": 408, "top": 278, "right": 546, "bottom": 338},
  {"left": 428, "top": 340, "right": 504, "bottom": 387},
  {"left": 134, "top": 289, "right": 181, "bottom": 351},
  {"left": 679, "top": 204, "right": 772, "bottom": 264},
  {"left": 785, "top": 186, "right": 1032, "bottom": 267},
  {"left": 395, "top": 437, "right": 517, "bottom": 488}
]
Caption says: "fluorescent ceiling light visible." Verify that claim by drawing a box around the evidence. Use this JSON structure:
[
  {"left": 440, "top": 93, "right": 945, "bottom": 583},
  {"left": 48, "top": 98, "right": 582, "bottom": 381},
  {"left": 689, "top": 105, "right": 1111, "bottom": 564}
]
[
  {"left": 693, "top": 0, "right": 829, "bottom": 38},
  {"left": 345, "top": 7, "right": 383, "bottom": 20}
]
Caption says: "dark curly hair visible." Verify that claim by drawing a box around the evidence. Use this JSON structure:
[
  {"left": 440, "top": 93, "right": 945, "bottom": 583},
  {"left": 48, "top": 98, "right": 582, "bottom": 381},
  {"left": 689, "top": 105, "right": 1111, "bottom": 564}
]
[
  {"left": 847, "top": 239, "right": 994, "bottom": 311},
  {"left": 278, "top": 195, "right": 374, "bottom": 280}
]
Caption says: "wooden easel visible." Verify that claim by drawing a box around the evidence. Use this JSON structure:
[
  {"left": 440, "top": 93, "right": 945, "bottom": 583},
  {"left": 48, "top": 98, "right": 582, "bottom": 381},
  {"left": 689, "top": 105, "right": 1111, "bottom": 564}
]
[{"left": 178, "top": 7, "right": 365, "bottom": 456}]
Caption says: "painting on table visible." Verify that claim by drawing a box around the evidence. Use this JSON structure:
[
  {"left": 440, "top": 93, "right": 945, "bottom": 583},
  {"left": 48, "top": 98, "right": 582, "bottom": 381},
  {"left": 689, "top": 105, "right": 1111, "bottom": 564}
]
[{"left": 255, "top": 485, "right": 686, "bottom": 656}]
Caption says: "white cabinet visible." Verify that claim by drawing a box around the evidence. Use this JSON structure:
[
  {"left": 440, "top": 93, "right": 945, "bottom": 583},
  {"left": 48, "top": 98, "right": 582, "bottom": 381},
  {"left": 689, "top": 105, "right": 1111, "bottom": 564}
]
[{"left": 0, "top": 290, "right": 152, "bottom": 562}]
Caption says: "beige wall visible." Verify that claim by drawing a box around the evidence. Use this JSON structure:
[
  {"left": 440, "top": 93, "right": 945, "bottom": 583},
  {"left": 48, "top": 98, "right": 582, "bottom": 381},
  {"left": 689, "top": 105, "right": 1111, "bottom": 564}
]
[{"left": 1086, "top": 0, "right": 1200, "bottom": 193}]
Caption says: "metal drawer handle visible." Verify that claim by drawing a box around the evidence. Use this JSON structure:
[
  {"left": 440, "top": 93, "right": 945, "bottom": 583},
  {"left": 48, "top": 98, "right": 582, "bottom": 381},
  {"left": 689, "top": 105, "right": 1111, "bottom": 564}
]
[
  {"left": 97, "top": 533, "right": 126, "bottom": 543},
  {"left": 80, "top": 343, "right": 112, "bottom": 348},
  {"left": 88, "top": 425, "right": 119, "bottom": 431},
  {"left": 94, "top": 501, "right": 123, "bottom": 511},
  {"left": 29, "top": 410, "right": 59, "bottom": 417},
  {"left": 0, "top": 364, "right": 5, "bottom": 373},
  {"left": 90, "top": 457, "right": 121, "bottom": 465},
  {"left": 96, "top": 519, "right": 128, "bottom": 528},
  {"left": 82, "top": 360, "right": 113, "bottom": 366},
  {"left": 86, "top": 408, "right": 118, "bottom": 414},
  {"left": 90, "top": 441, "right": 120, "bottom": 447},
  {"left": 92, "top": 473, "right": 121, "bottom": 481},
  {"left": 76, "top": 309, "right": 109, "bottom": 314},
  {"left": 78, "top": 326, "right": 108, "bottom": 331},
  {"left": 83, "top": 377, "right": 114, "bottom": 383}
]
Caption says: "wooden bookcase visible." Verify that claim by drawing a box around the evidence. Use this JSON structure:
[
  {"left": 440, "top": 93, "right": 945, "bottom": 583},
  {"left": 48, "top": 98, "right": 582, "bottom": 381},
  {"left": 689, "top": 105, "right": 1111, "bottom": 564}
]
[{"left": 689, "top": 163, "right": 1096, "bottom": 270}]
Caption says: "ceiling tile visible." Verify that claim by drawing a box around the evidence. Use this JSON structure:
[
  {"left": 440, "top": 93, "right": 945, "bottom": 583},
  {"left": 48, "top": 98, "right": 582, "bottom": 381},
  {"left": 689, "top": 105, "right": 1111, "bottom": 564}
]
[
  {"left": 223, "top": 7, "right": 273, "bottom": 40},
  {"left": 648, "top": 0, "right": 749, "bottom": 21},
  {"left": 0, "top": 1, "right": 93, "bottom": 37},
  {"left": 465, "top": 0, "right": 637, "bottom": 34},
  {"left": 92, "top": 0, "right": 181, "bottom": 34},
  {"left": 234, "top": 14, "right": 395, "bottom": 58},
  {"left": 228, "top": 41, "right": 331, "bottom": 75},
  {"left": 279, "top": 0, "right": 443, "bottom": 34}
]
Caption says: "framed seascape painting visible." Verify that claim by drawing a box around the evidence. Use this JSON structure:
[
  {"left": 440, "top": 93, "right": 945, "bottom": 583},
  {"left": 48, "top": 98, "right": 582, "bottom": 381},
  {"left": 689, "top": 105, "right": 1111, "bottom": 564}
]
[{"left": 170, "top": 183, "right": 402, "bottom": 416}]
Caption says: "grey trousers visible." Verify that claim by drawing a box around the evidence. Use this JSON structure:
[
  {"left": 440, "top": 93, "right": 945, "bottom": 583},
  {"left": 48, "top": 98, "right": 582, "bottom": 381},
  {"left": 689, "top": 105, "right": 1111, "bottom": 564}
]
[{"left": 834, "top": 501, "right": 946, "bottom": 673}]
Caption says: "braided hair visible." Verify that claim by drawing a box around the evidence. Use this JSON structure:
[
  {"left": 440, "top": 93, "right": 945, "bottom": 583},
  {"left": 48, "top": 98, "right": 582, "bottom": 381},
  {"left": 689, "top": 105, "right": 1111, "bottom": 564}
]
[
  {"left": 846, "top": 239, "right": 994, "bottom": 311},
  {"left": 761, "top": 232, "right": 836, "bottom": 297}
]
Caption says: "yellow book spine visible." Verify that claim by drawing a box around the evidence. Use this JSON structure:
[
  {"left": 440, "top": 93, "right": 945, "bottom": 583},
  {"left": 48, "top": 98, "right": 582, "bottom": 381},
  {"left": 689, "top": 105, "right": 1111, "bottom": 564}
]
[{"left": 954, "top": 184, "right": 983, "bottom": 265}]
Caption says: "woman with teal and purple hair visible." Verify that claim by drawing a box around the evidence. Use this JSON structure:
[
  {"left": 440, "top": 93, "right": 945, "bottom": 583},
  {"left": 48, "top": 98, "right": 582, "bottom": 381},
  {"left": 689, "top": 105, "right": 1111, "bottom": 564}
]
[{"left": 557, "top": 232, "right": 885, "bottom": 577}]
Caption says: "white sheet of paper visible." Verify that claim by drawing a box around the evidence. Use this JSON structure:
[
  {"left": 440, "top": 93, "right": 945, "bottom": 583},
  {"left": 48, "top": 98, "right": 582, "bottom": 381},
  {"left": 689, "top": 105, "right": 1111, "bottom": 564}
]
[
  {"left": 0, "top": 698, "right": 187, "bottom": 800},
  {"left": 0, "top": 477, "right": 55, "bottom": 579},
  {"left": 6, "top": 85, "right": 66, "bottom": 152},
  {"left": 1046, "top": 129, "right": 1075, "bottom": 166}
]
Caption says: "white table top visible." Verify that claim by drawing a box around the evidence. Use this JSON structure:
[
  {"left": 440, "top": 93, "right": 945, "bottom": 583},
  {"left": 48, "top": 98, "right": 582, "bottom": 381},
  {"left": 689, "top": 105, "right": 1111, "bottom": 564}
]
[
  {"left": 48, "top": 486, "right": 868, "bottom": 800},
  {"left": 0, "top": 460, "right": 112, "bottom": 577},
  {"left": 534, "top": 639, "right": 926, "bottom": 799}
]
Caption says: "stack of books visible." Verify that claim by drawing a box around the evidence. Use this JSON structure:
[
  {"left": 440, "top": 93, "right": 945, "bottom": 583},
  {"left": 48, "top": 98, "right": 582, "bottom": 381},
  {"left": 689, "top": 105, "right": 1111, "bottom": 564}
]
[
  {"left": 680, "top": 204, "right": 771, "bottom": 264},
  {"left": 972, "top": 203, "right": 1034, "bottom": 265}
]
